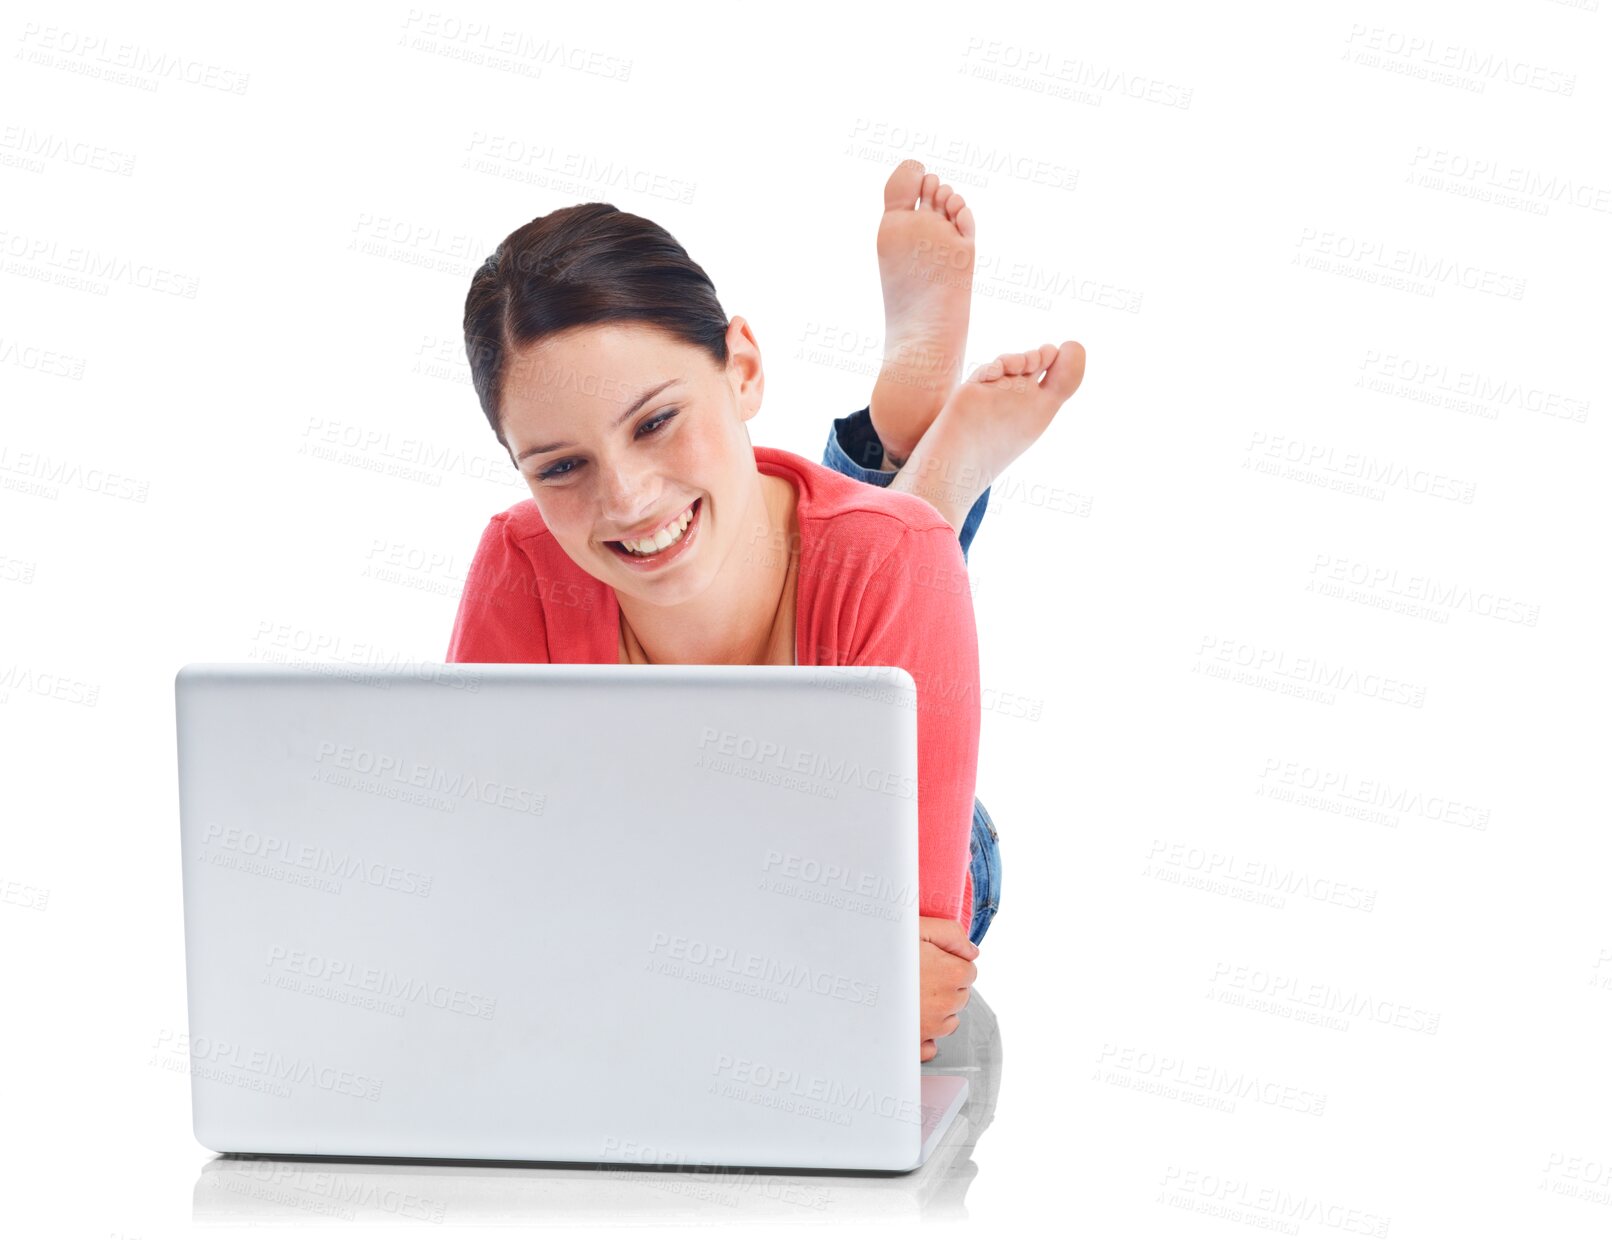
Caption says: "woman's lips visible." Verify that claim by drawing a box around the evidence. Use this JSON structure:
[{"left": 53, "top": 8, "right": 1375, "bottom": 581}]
[{"left": 605, "top": 496, "right": 702, "bottom": 570}]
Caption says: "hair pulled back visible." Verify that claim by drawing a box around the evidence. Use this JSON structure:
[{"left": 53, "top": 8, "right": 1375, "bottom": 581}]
[{"left": 463, "top": 203, "right": 729, "bottom": 460}]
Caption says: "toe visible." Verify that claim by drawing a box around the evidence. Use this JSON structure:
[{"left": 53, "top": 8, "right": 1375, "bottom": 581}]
[
  {"left": 955, "top": 203, "right": 976, "bottom": 241},
  {"left": 1038, "top": 341, "right": 1087, "bottom": 400},
  {"left": 884, "top": 159, "right": 926, "bottom": 209},
  {"left": 919, "top": 172, "right": 939, "bottom": 208},
  {"left": 933, "top": 184, "right": 954, "bottom": 212}
]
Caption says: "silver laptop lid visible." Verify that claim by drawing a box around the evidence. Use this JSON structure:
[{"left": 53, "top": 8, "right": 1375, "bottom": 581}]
[{"left": 174, "top": 662, "right": 927, "bottom": 1170}]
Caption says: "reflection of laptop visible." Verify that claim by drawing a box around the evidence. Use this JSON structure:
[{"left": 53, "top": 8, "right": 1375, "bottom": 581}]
[{"left": 173, "top": 662, "right": 968, "bottom": 1173}]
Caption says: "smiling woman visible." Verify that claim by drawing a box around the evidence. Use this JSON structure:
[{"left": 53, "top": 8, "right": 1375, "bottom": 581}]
[{"left": 441, "top": 182, "right": 1038, "bottom": 1059}]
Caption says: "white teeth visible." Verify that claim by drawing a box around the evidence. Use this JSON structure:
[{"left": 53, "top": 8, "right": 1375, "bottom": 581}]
[{"left": 619, "top": 502, "right": 695, "bottom": 555}]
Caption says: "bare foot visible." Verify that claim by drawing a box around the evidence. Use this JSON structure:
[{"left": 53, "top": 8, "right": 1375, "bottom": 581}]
[
  {"left": 869, "top": 159, "right": 976, "bottom": 467},
  {"left": 890, "top": 341, "right": 1086, "bottom": 536}
]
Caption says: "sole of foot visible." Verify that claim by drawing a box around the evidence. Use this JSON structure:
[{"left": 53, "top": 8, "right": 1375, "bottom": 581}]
[
  {"left": 893, "top": 341, "right": 1086, "bottom": 536},
  {"left": 870, "top": 159, "right": 977, "bottom": 467}
]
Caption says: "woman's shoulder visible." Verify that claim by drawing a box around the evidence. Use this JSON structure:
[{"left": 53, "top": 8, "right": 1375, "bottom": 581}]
[
  {"left": 447, "top": 497, "right": 609, "bottom": 663},
  {"left": 756, "top": 446, "right": 972, "bottom": 668},
  {"left": 458, "top": 496, "right": 608, "bottom": 611},
  {"left": 486, "top": 494, "right": 553, "bottom": 546},
  {"left": 470, "top": 496, "right": 591, "bottom": 579},
  {"left": 755, "top": 444, "right": 956, "bottom": 557}
]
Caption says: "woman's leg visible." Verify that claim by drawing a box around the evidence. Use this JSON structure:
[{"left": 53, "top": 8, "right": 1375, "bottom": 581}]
[{"left": 822, "top": 406, "right": 991, "bottom": 564}]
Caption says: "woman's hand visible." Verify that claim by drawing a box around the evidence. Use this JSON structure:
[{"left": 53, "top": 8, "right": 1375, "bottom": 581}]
[{"left": 918, "top": 915, "right": 978, "bottom": 1062}]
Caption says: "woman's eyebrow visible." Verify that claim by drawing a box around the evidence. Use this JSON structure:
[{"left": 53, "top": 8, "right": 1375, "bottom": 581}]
[{"left": 516, "top": 378, "right": 682, "bottom": 461}]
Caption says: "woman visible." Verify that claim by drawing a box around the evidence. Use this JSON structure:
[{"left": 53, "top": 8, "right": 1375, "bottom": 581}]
[{"left": 445, "top": 161, "right": 1084, "bottom": 1061}]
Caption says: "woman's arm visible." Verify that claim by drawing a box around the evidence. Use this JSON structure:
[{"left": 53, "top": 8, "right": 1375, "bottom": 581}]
[
  {"left": 851, "top": 520, "right": 982, "bottom": 929},
  {"left": 848, "top": 517, "right": 984, "bottom": 1058}
]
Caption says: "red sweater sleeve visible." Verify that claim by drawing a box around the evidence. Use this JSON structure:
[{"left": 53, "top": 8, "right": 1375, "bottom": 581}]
[
  {"left": 445, "top": 514, "right": 551, "bottom": 663},
  {"left": 850, "top": 522, "right": 981, "bottom": 929}
]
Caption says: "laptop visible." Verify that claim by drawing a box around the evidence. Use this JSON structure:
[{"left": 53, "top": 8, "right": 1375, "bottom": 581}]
[{"left": 173, "top": 661, "right": 969, "bottom": 1173}]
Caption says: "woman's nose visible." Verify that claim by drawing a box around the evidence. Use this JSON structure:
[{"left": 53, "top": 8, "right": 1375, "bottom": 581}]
[{"left": 598, "top": 462, "right": 658, "bottom": 520}]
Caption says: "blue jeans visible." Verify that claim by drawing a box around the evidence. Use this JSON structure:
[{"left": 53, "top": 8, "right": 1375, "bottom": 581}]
[{"left": 822, "top": 407, "right": 1001, "bottom": 946}]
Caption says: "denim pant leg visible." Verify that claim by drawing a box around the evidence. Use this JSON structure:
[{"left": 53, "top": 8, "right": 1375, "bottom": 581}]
[
  {"left": 968, "top": 798, "right": 1001, "bottom": 946},
  {"left": 822, "top": 406, "right": 990, "bottom": 564}
]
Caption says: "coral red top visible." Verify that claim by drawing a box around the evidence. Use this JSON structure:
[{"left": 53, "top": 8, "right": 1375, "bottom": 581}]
[{"left": 444, "top": 444, "right": 981, "bottom": 927}]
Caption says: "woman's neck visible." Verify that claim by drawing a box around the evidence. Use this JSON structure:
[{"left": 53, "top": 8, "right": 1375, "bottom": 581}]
[{"left": 617, "top": 472, "right": 797, "bottom": 665}]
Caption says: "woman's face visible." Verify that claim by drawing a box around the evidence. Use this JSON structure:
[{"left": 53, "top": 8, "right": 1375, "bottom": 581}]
[{"left": 498, "top": 318, "right": 765, "bottom": 604}]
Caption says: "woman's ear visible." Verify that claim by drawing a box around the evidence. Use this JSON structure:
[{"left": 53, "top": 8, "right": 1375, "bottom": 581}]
[{"left": 724, "top": 315, "right": 765, "bottom": 423}]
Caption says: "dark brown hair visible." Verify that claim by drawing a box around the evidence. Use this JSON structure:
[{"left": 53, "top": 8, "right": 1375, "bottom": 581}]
[{"left": 463, "top": 203, "right": 730, "bottom": 461}]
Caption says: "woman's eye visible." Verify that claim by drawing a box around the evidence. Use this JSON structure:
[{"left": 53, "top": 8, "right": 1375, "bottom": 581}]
[
  {"left": 535, "top": 408, "right": 679, "bottom": 481},
  {"left": 639, "top": 408, "right": 678, "bottom": 436}
]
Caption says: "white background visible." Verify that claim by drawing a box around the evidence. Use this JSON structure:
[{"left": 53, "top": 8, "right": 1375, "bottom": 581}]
[{"left": 3, "top": 0, "right": 1609, "bottom": 1235}]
